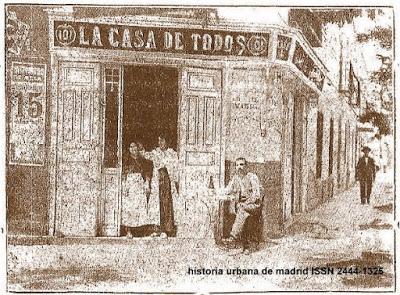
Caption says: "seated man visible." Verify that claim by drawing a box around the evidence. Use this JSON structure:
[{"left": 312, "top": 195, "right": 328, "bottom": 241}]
[{"left": 223, "top": 157, "right": 261, "bottom": 253}]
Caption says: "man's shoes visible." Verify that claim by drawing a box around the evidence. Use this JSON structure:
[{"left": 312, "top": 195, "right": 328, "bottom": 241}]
[{"left": 126, "top": 231, "right": 133, "bottom": 239}]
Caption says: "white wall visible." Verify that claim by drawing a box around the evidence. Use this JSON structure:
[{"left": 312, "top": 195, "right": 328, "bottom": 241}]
[{"left": 225, "top": 68, "right": 281, "bottom": 164}]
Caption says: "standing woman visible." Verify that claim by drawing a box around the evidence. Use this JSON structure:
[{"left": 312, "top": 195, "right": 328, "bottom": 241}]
[
  {"left": 121, "top": 142, "right": 153, "bottom": 237},
  {"left": 146, "top": 135, "right": 179, "bottom": 237}
]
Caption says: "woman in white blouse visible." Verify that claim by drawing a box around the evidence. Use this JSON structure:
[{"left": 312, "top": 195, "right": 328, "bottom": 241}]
[{"left": 145, "top": 135, "right": 179, "bottom": 237}]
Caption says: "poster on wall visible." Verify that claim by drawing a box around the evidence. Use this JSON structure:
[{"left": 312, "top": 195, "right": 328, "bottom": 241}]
[
  {"left": 9, "top": 62, "right": 46, "bottom": 166},
  {"left": 226, "top": 69, "right": 282, "bottom": 163}
]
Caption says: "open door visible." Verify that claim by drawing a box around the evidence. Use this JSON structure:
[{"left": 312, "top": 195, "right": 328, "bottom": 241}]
[
  {"left": 180, "top": 67, "right": 223, "bottom": 196},
  {"left": 56, "top": 61, "right": 102, "bottom": 236}
]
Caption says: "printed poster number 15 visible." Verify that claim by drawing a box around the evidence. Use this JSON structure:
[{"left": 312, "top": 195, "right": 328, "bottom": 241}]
[{"left": 14, "top": 91, "right": 43, "bottom": 119}]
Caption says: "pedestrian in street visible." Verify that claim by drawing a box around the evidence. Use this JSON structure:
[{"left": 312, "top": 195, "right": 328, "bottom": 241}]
[
  {"left": 356, "top": 146, "right": 377, "bottom": 205},
  {"left": 223, "top": 157, "right": 262, "bottom": 254}
]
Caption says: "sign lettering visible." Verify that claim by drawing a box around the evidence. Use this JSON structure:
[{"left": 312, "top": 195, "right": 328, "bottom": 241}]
[
  {"left": 277, "top": 35, "right": 292, "bottom": 61},
  {"left": 293, "top": 42, "right": 325, "bottom": 90},
  {"left": 53, "top": 21, "right": 325, "bottom": 91},
  {"left": 9, "top": 62, "right": 46, "bottom": 166},
  {"left": 54, "top": 21, "right": 270, "bottom": 57}
]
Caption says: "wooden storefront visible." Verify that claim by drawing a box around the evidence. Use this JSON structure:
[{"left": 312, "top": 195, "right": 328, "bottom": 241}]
[{"left": 7, "top": 7, "right": 358, "bottom": 238}]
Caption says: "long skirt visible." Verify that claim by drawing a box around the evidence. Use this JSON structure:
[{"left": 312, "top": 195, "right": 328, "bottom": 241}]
[
  {"left": 121, "top": 173, "right": 148, "bottom": 227},
  {"left": 158, "top": 167, "right": 176, "bottom": 236}
]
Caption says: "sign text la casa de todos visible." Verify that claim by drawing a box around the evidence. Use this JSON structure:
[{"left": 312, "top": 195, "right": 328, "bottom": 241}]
[{"left": 54, "top": 21, "right": 270, "bottom": 57}]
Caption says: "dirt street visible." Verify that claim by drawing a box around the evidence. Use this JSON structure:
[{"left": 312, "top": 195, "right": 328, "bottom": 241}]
[{"left": 7, "top": 171, "right": 394, "bottom": 292}]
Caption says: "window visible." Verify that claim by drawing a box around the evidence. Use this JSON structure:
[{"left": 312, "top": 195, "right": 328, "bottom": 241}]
[
  {"left": 103, "top": 67, "right": 120, "bottom": 168},
  {"left": 316, "top": 111, "right": 324, "bottom": 179}
]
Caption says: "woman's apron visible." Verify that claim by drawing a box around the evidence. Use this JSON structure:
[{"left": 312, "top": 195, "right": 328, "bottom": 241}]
[{"left": 121, "top": 173, "right": 149, "bottom": 227}]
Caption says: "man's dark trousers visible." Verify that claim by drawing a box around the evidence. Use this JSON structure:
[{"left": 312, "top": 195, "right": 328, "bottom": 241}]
[
  {"left": 356, "top": 154, "right": 376, "bottom": 205},
  {"left": 360, "top": 180, "right": 373, "bottom": 204}
]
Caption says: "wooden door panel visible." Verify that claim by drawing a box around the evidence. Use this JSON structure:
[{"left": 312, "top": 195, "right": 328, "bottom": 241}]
[
  {"left": 100, "top": 170, "right": 120, "bottom": 236},
  {"left": 204, "top": 97, "right": 216, "bottom": 145},
  {"left": 300, "top": 109, "right": 309, "bottom": 211},
  {"left": 292, "top": 98, "right": 304, "bottom": 213},
  {"left": 186, "top": 96, "right": 198, "bottom": 145},
  {"left": 180, "top": 68, "right": 222, "bottom": 197},
  {"left": 282, "top": 92, "right": 294, "bottom": 220},
  {"left": 81, "top": 91, "right": 94, "bottom": 142},
  {"left": 184, "top": 95, "right": 219, "bottom": 148},
  {"left": 56, "top": 61, "right": 102, "bottom": 237},
  {"left": 58, "top": 170, "right": 77, "bottom": 236}
]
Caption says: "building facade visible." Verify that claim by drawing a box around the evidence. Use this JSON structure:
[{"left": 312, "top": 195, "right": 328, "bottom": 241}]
[{"left": 6, "top": 6, "right": 359, "bottom": 239}]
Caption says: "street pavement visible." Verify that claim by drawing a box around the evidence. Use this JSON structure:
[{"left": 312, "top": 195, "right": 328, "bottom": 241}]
[{"left": 7, "top": 170, "right": 395, "bottom": 293}]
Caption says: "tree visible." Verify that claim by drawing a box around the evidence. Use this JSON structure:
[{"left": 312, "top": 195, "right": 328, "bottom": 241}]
[
  {"left": 359, "top": 58, "right": 393, "bottom": 137},
  {"left": 359, "top": 110, "right": 391, "bottom": 136},
  {"left": 355, "top": 11, "right": 393, "bottom": 135},
  {"left": 357, "top": 27, "right": 392, "bottom": 49},
  {"left": 370, "top": 55, "right": 393, "bottom": 112}
]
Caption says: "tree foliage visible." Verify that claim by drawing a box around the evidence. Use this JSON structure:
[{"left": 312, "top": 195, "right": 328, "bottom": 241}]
[
  {"left": 371, "top": 59, "right": 392, "bottom": 85},
  {"left": 359, "top": 110, "right": 391, "bottom": 136},
  {"left": 369, "top": 56, "right": 393, "bottom": 114},
  {"left": 314, "top": 9, "right": 362, "bottom": 26},
  {"left": 357, "top": 27, "right": 392, "bottom": 49}
]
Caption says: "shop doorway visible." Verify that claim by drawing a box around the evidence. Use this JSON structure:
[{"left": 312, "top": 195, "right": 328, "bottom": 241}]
[
  {"left": 122, "top": 65, "right": 179, "bottom": 154},
  {"left": 56, "top": 61, "right": 102, "bottom": 237}
]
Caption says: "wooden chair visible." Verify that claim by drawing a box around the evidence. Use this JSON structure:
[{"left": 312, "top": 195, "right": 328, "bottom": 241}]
[
  {"left": 217, "top": 194, "right": 264, "bottom": 250},
  {"left": 241, "top": 198, "right": 264, "bottom": 249}
]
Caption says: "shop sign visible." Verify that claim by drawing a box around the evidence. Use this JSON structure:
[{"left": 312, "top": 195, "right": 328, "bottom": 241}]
[
  {"left": 293, "top": 42, "right": 325, "bottom": 90},
  {"left": 276, "top": 35, "right": 291, "bottom": 61},
  {"left": 54, "top": 21, "right": 270, "bottom": 57},
  {"left": 9, "top": 62, "right": 46, "bottom": 166}
]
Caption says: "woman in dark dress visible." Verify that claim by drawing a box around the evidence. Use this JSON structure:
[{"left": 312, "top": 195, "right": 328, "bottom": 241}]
[{"left": 146, "top": 136, "right": 179, "bottom": 237}]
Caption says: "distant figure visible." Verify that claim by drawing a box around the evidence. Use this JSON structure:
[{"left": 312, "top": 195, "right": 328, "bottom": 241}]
[
  {"left": 356, "top": 146, "right": 376, "bottom": 205},
  {"left": 146, "top": 135, "right": 179, "bottom": 237},
  {"left": 121, "top": 142, "right": 154, "bottom": 238},
  {"left": 223, "top": 157, "right": 261, "bottom": 254}
]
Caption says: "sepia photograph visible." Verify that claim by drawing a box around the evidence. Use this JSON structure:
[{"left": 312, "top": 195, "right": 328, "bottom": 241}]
[{"left": 3, "top": 2, "right": 397, "bottom": 293}]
